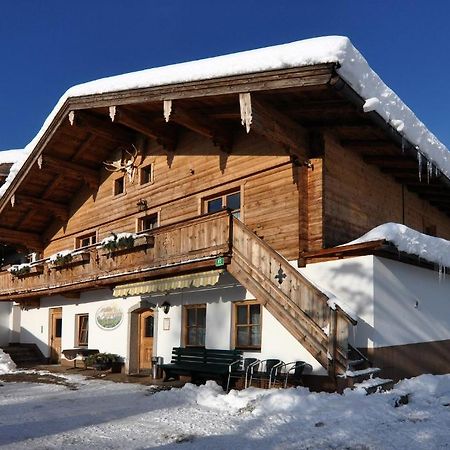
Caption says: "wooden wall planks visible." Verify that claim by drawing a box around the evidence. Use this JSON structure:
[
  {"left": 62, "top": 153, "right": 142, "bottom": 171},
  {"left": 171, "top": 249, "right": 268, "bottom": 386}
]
[
  {"left": 323, "top": 134, "right": 450, "bottom": 247},
  {"left": 44, "top": 132, "right": 300, "bottom": 260}
]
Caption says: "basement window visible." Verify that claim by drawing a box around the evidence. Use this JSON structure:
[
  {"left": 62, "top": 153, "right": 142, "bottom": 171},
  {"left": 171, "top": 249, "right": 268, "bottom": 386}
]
[
  {"left": 76, "top": 314, "right": 89, "bottom": 347},
  {"left": 114, "top": 176, "right": 125, "bottom": 196}
]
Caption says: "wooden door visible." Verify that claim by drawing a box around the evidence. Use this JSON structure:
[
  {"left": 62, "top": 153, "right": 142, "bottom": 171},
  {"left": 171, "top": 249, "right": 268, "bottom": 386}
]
[
  {"left": 139, "top": 310, "right": 154, "bottom": 371},
  {"left": 49, "top": 308, "right": 62, "bottom": 363}
]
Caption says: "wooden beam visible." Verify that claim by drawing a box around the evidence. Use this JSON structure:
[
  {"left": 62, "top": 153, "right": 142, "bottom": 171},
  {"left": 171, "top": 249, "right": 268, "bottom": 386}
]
[
  {"left": 74, "top": 110, "right": 136, "bottom": 144},
  {"left": 0, "top": 227, "right": 42, "bottom": 250},
  {"left": 341, "top": 139, "right": 393, "bottom": 150},
  {"left": 43, "top": 134, "right": 97, "bottom": 200},
  {"left": 239, "top": 93, "right": 308, "bottom": 161},
  {"left": 164, "top": 100, "right": 232, "bottom": 151},
  {"left": 114, "top": 108, "right": 177, "bottom": 151},
  {"left": 68, "top": 64, "right": 336, "bottom": 110},
  {"left": 42, "top": 156, "right": 99, "bottom": 189},
  {"left": 15, "top": 194, "right": 69, "bottom": 221},
  {"left": 380, "top": 167, "right": 418, "bottom": 175},
  {"left": 363, "top": 155, "right": 418, "bottom": 169}
]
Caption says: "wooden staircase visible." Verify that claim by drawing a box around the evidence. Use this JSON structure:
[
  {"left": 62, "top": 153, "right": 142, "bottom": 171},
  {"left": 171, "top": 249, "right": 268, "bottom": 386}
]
[
  {"left": 228, "top": 217, "right": 356, "bottom": 378},
  {"left": 1, "top": 343, "right": 46, "bottom": 367}
]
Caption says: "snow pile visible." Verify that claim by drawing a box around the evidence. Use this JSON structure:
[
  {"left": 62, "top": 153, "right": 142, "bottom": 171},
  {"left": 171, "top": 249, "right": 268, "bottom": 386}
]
[
  {"left": 1, "top": 373, "right": 450, "bottom": 448},
  {"left": 0, "top": 349, "right": 16, "bottom": 373},
  {"left": 347, "top": 222, "right": 450, "bottom": 270},
  {"left": 1, "top": 36, "right": 449, "bottom": 201}
]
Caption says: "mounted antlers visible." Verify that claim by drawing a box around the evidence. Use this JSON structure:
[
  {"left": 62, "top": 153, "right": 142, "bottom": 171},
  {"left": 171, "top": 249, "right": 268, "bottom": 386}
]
[{"left": 103, "top": 145, "right": 142, "bottom": 182}]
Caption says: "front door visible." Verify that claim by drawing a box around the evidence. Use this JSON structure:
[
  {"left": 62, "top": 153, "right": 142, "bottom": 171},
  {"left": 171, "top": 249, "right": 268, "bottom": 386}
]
[
  {"left": 49, "top": 308, "right": 62, "bottom": 363},
  {"left": 139, "top": 310, "right": 154, "bottom": 371}
]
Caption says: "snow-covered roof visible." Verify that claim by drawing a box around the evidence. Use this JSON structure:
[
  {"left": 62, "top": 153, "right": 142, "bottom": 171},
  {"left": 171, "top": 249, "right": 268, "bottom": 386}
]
[
  {"left": 0, "top": 149, "right": 25, "bottom": 165},
  {"left": 347, "top": 223, "right": 450, "bottom": 270},
  {"left": 1, "top": 35, "right": 449, "bottom": 199}
]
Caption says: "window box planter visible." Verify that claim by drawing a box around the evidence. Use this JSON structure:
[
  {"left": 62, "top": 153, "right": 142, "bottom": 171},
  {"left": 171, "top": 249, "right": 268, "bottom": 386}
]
[
  {"left": 8, "top": 263, "right": 44, "bottom": 278},
  {"left": 49, "top": 251, "right": 90, "bottom": 269},
  {"left": 100, "top": 232, "right": 154, "bottom": 256}
]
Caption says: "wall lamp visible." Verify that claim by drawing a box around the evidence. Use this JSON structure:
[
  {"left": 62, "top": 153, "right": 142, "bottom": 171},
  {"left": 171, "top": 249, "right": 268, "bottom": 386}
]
[{"left": 162, "top": 301, "right": 171, "bottom": 314}]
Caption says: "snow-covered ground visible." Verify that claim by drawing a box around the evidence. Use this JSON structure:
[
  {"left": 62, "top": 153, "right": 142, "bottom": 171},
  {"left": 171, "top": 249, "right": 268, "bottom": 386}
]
[{"left": 1, "top": 373, "right": 450, "bottom": 449}]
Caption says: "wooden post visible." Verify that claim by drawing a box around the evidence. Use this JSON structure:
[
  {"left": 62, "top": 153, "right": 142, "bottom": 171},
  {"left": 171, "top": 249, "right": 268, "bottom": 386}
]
[{"left": 328, "top": 308, "right": 338, "bottom": 378}]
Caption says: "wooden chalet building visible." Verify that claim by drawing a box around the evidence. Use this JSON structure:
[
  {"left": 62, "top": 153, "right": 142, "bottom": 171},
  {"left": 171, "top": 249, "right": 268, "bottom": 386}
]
[{"left": 1, "top": 36, "right": 450, "bottom": 388}]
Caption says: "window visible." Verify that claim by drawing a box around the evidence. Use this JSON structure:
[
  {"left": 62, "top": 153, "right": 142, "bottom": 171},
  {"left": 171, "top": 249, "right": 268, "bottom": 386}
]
[
  {"left": 184, "top": 305, "right": 206, "bottom": 347},
  {"left": 76, "top": 314, "right": 89, "bottom": 347},
  {"left": 55, "top": 318, "right": 62, "bottom": 338},
  {"left": 140, "top": 164, "right": 153, "bottom": 185},
  {"left": 138, "top": 213, "right": 158, "bottom": 232},
  {"left": 75, "top": 232, "right": 97, "bottom": 249},
  {"left": 205, "top": 190, "right": 241, "bottom": 219},
  {"left": 144, "top": 315, "right": 154, "bottom": 338},
  {"left": 114, "top": 176, "right": 125, "bottom": 196},
  {"left": 234, "top": 302, "right": 261, "bottom": 350}
]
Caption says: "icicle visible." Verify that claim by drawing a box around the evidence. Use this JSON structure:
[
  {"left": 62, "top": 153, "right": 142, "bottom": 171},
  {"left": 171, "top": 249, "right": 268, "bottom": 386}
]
[
  {"left": 435, "top": 165, "right": 439, "bottom": 177},
  {"left": 163, "top": 100, "right": 172, "bottom": 123},
  {"left": 109, "top": 106, "right": 116, "bottom": 122},
  {"left": 401, "top": 136, "right": 406, "bottom": 153},
  {"left": 417, "top": 151, "right": 422, "bottom": 182},
  {"left": 438, "top": 263, "right": 444, "bottom": 282},
  {"left": 427, "top": 160, "right": 432, "bottom": 184},
  {"left": 68, "top": 111, "right": 75, "bottom": 126}
]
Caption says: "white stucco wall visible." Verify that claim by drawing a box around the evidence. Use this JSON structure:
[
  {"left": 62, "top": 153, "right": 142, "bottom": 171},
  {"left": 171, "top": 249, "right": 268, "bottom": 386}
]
[
  {"left": 153, "top": 275, "right": 326, "bottom": 374},
  {"left": 20, "top": 290, "right": 140, "bottom": 360},
  {"left": 0, "top": 301, "right": 12, "bottom": 346},
  {"left": 17, "top": 273, "right": 333, "bottom": 375},
  {"left": 373, "top": 257, "right": 450, "bottom": 347},
  {"left": 302, "top": 255, "right": 450, "bottom": 349},
  {"left": 301, "top": 256, "right": 375, "bottom": 348}
]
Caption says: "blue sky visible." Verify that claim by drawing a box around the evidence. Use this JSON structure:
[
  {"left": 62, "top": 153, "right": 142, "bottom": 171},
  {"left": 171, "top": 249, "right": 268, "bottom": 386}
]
[{"left": 1, "top": 1, "right": 449, "bottom": 150}]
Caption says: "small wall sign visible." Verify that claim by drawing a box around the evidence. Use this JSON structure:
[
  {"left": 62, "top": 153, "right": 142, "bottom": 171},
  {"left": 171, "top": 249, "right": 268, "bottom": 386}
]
[
  {"left": 95, "top": 304, "right": 124, "bottom": 330},
  {"left": 163, "top": 318, "right": 171, "bottom": 330},
  {"left": 215, "top": 256, "right": 225, "bottom": 267}
]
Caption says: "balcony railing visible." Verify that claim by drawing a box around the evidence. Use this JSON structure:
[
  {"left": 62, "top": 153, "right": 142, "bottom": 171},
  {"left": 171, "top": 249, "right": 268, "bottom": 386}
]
[{"left": 0, "top": 210, "right": 232, "bottom": 300}]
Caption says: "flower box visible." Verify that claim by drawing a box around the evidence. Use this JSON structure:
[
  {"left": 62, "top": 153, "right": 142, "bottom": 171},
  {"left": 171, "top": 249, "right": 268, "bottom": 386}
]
[
  {"left": 100, "top": 232, "right": 154, "bottom": 256},
  {"left": 9, "top": 263, "right": 44, "bottom": 278},
  {"left": 49, "top": 251, "right": 90, "bottom": 269}
]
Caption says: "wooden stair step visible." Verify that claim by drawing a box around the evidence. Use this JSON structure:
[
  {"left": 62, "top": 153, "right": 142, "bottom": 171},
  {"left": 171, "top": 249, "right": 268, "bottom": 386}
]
[{"left": 353, "top": 377, "right": 395, "bottom": 395}]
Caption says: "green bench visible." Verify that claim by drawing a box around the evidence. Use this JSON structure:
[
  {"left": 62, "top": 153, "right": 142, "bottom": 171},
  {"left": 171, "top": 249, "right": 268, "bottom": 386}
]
[{"left": 161, "top": 347, "right": 242, "bottom": 389}]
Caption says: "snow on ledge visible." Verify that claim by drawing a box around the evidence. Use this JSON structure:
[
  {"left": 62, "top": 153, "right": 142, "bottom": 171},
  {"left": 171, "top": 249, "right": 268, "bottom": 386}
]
[
  {"left": 347, "top": 222, "right": 450, "bottom": 270},
  {"left": 1, "top": 36, "right": 449, "bottom": 200}
]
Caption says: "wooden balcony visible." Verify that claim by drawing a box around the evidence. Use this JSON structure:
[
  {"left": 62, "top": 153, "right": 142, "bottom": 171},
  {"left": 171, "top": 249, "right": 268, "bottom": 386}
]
[
  {"left": 0, "top": 208, "right": 355, "bottom": 377},
  {"left": 0, "top": 210, "right": 232, "bottom": 301}
]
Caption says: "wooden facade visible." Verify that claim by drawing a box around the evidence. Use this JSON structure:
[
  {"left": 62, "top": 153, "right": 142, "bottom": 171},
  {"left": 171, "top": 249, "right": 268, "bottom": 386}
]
[{"left": 1, "top": 62, "right": 450, "bottom": 380}]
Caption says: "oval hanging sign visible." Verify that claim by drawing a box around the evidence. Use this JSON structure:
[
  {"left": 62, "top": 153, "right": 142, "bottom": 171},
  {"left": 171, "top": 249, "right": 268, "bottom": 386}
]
[{"left": 95, "top": 304, "right": 124, "bottom": 330}]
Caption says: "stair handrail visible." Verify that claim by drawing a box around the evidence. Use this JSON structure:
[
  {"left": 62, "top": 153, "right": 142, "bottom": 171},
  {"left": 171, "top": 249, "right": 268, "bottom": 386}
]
[{"left": 230, "top": 215, "right": 355, "bottom": 376}]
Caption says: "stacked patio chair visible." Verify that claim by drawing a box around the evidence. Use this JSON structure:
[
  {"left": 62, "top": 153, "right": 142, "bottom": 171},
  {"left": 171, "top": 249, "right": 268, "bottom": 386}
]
[
  {"left": 279, "top": 361, "right": 307, "bottom": 388},
  {"left": 247, "top": 359, "right": 284, "bottom": 388},
  {"left": 226, "top": 357, "right": 260, "bottom": 391}
]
